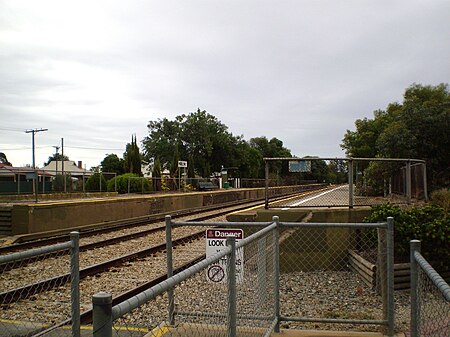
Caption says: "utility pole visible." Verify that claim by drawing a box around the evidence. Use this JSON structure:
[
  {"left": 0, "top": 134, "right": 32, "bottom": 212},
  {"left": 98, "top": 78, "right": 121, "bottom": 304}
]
[
  {"left": 62, "top": 138, "right": 66, "bottom": 192},
  {"left": 25, "top": 128, "right": 48, "bottom": 203},
  {"left": 53, "top": 145, "right": 60, "bottom": 175}
]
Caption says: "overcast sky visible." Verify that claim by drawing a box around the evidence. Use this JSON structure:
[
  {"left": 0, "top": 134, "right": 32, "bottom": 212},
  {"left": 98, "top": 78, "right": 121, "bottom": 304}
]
[{"left": 1, "top": 0, "right": 449, "bottom": 169}]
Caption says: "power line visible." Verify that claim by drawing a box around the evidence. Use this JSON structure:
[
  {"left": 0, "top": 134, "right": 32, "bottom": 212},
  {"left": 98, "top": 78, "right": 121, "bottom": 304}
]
[
  {"left": 66, "top": 145, "right": 123, "bottom": 151},
  {"left": 0, "top": 127, "right": 25, "bottom": 132}
]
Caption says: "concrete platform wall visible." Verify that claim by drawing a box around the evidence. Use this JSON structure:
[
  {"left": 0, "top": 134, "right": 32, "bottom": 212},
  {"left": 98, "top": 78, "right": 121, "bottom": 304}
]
[{"left": 10, "top": 186, "right": 305, "bottom": 235}]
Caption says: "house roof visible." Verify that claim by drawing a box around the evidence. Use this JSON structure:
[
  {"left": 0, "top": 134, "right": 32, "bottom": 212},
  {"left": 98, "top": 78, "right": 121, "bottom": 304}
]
[
  {"left": 42, "top": 161, "right": 91, "bottom": 176},
  {"left": 0, "top": 164, "right": 52, "bottom": 177}
]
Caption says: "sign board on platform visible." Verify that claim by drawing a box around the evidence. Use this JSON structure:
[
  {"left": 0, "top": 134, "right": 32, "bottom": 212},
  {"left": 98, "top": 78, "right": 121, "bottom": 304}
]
[
  {"left": 289, "top": 160, "right": 311, "bottom": 172},
  {"left": 205, "top": 228, "right": 244, "bottom": 283},
  {"left": 178, "top": 160, "right": 188, "bottom": 168}
]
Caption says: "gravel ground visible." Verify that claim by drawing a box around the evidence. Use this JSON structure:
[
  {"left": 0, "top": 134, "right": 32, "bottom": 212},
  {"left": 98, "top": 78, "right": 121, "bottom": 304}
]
[{"left": 0, "top": 208, "right": 412, "bottom": 335}]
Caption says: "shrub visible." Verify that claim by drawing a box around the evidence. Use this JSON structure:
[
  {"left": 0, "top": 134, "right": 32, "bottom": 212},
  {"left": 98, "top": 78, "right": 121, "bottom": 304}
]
[
  {"left": 107, "top": 173, "right": 151, "bottom": 194},
  {"left": 364, "top": 203, "right": 449, "bottom": 264},
  {"left": 85, "top": 173, "right": 107, "bottom": 192},
  {"left": 430, "top": 188, "right": 450, "bottom": 214}
]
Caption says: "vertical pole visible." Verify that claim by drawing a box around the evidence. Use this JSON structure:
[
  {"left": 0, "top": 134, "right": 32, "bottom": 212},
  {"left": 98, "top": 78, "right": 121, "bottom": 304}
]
[
  {"left": 62, "top": 138, "right": 66, "bottom": 193},
  {"left": 92, "top": 292, "right": 112, "bottom": 337},
  {"left": 422, "top": 163, "right": 428, "bottom": 201},
  {"left": 165, "top": 215, "right": 175, "bottom": 326},
  {"left": 386, "top": 217, "right": 395, "bottom": 337},
  {"left": 410, "top": 240, "right": 421, "bottom": 337},
  {"left": 348, "top": 159, "right": 354, "bottom": 209},
  {"left": 31, "top": 131, "right": 38, "bottom": 203},
  {"left": 406, "top": 160, "right": 411, "bottom": 204},
  {"left": 42, "top": 174, "right": 45, "bottom": 194},
  {"left": 273, "top": 216, "right": 280, "bottom": 333},
  {"left": 141, "top": 177, "right": 144, "bottom": 194},
  {"left": 99, "top": 173, "right": 102, "bottom": 192},
  {"left": 226, "top": 237, "right": 237, "bottom": 337},
  {"left": 70, "top": 232, "right": 80, "bottom": 337},
  {"left": 114, "top": 173, "right": 117, "bottom": 192},
  {"left": 82, "top": 172, "right": 85, "bottom": 193},
  {"left": 128, "top": 177, "right": 131, "bottom": 194},
  {"left": 17, "top": 173, "right": 20, "bottom": 195},
  {"left": 265, "top": 160, "right": 269, "bottom": 209}
]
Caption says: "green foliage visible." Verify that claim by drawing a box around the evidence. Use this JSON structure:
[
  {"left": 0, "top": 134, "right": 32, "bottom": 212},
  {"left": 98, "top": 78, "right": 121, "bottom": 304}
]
[
  {"left": 52, "top": 173, "right": 72, "bottom": 192},
  {"left": 85, "top": 173, "right": 107, "bottom": 192},
  {"left": 364, "top": 203, "right": 450, "bottom": 264},
  {"left": 101, "top": 154, "right": 125, "bottom": 175},
  {"left": 124, "top": 134, "right": 142, "bottom": 175},
  {"left": 0, "top": 152, "right": 12, "bottom": 166},
  {"left": 430, "top": 188, "right": 450, "bottom": 213},
  {"left": 342, "top": 83, "right": 450, "bottom": 190},
  {"left": 107, "top": 173, "right": 151, "bottom": 194},
  {"left": 44, "top": 153, "right": 69, "bottom": 166}
]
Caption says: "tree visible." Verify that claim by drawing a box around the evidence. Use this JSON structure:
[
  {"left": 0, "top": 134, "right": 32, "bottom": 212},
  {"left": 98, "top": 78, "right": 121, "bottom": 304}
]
[
  {"left": 143, "top": 109, "right": 245, "bottom": 178},
  {"left": 44, "top": 153, "right": 69, "bottom": 166},
  {"left": 341, "top": 83, "right": 450, "bottom": 190},
  {"left": 0, "top": 152, "right": 11, "bottom": 166},
  {"left": 101, "top": 154, "right": 125, "bottom": 175},
  {"left": 85, "top": 173, "right": 107, "bottom": 192},
  {"left": 124, "top": 134, "right": 142, "bottom": 175}
]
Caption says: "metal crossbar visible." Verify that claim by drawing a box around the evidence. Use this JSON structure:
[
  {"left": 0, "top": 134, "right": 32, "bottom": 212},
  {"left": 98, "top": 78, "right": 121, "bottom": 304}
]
[
  {"left": 92, "top": 216, "right": 396, "bottom": 337},
  {"left": 0, "top": 232, "right": 80, "bottom": 337},
  {"left": 410, "top": 240, "right": 450, "bottom": 337}
]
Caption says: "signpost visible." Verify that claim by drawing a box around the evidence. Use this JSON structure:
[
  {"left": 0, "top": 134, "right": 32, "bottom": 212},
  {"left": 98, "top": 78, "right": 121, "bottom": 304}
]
[
  {"left": 177, "top": 161, "right": 188, "bottom": 192},
  {"left": 289, "top": 160, "right": 311, "bottom": 172},
  {"left": 206, "top": 229, "right": 244, "bottom": 283}
]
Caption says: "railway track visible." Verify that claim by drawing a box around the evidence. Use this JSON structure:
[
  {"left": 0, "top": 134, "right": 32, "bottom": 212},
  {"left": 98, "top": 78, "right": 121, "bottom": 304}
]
[{"left": 0, "top": 187, "right": 328, "bottom": 334}]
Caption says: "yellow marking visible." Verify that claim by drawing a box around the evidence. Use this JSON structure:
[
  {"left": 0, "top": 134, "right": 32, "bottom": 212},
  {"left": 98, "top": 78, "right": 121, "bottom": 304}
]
[{"left": 150, "top": 324, "right": 171, "bottom": 336}]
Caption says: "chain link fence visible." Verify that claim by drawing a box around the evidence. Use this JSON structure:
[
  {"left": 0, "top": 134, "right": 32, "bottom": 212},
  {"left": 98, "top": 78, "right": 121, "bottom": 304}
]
[
  {"left": 410, "top": 240, "right": 450, "bottom": 337},
  {"left": 91, "top": 216, "right": 396, "bottom": 336},
  {"left": 264, "top": 157, "right": 428, "bottom": 209},
  {"left": 0, "top": 233, "right": 80, "bottom": 337}
]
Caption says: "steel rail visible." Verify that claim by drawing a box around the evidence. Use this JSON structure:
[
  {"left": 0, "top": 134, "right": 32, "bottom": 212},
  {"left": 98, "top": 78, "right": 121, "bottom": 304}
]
[
  {"left": 0, "top": 230, "right": 205, "bottom": 303},
  {"left": 34, "top": 255, "right": 206, "bottom": 336},
  {"left": 0, "top": 197, "right": 261, "bottom": 253}
]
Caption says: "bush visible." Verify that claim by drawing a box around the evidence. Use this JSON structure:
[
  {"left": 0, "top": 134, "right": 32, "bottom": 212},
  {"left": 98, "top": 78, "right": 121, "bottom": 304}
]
[
  {"left": 85, "top": 173, "right": 107, "bottom": 192},
  {"left": 364, "top": 203, "right": 449, "bottom": 264},
  {"left": 430, "top": 188, "right": 450, "bottom": 213},
  {"left": 107, "top": 173, "right": 151, "bottom": 194}
]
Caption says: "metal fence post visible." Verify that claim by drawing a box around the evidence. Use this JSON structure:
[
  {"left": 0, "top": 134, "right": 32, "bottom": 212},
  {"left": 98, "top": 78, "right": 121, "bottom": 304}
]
[
  {"left": 386, "top": 217, "right": 395, "bottom": 336},
  {"left": 92, "top": 292, "right": 112, "bottom": 337},
  {"left": 410, "top": 240, "right": 421, "bottom": 337},
  {"left": 165, "top": 215, "right": 175, "bottom": 326},
  {"left": 265, "top": 160, "right": 269, "bottom": 209},
  {"left": 348, "top": 159, "right": 354, "bottom": 208},
  {"left": 70, "top": 231, "right": 80, "bottom": 337},
  {"left": 114, "top": 173, "right": 117, "bottom": 192},
  {"left": 273, "top": 216, "right": 280, "bottom": 333},
  {"left": 128, "top": 176, "right": 131, "bottom": 194},
  {"left": 227, "top": 237, "right": 237, "bottom": 337},
  {"left": 406, "top": 160, "right": 411, "bottom": 204},
  {"left": 422, "top": 163, "right": 428, "bottom": 201},
  {"left": 99, "top": 173, "right": 102, "bottom": 192}
]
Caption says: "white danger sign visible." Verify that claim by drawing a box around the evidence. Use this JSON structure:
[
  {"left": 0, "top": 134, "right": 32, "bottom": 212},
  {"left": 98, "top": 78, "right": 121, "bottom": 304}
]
[
  {"left": 178, "top": 160, "right": 188, "bottom": 168},
  {"left": 206, "top": 229, "right": 244, "bottom": 283}
]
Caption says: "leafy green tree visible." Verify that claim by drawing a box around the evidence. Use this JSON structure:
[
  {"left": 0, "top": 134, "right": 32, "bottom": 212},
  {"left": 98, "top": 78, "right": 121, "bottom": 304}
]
[
  {"left": 152, "top": 157, "right": 162, "bottom": 191},
  {"left": 107, "top": 173, "right": 151, "bottom": 194},
  {"left": 52, "top": 173, "right": 72, "bottom": 192},
  {"left": 341, "top": 83, "right": 450, "bottom": 190},
  {"left": 124, "top": 134, "right": 142, "bottom": 175},
  {"left": 44, "top": 153, "right": 69, "bottom": 166},
  {"left": 0, "top": 152, "right": 11, "bottom": 166},
  {"left": 101, "top": 154, "right": 125, "bottom": 175},
  {"left": 85, "top": 173, "right": 107, "bottom": 192}
]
